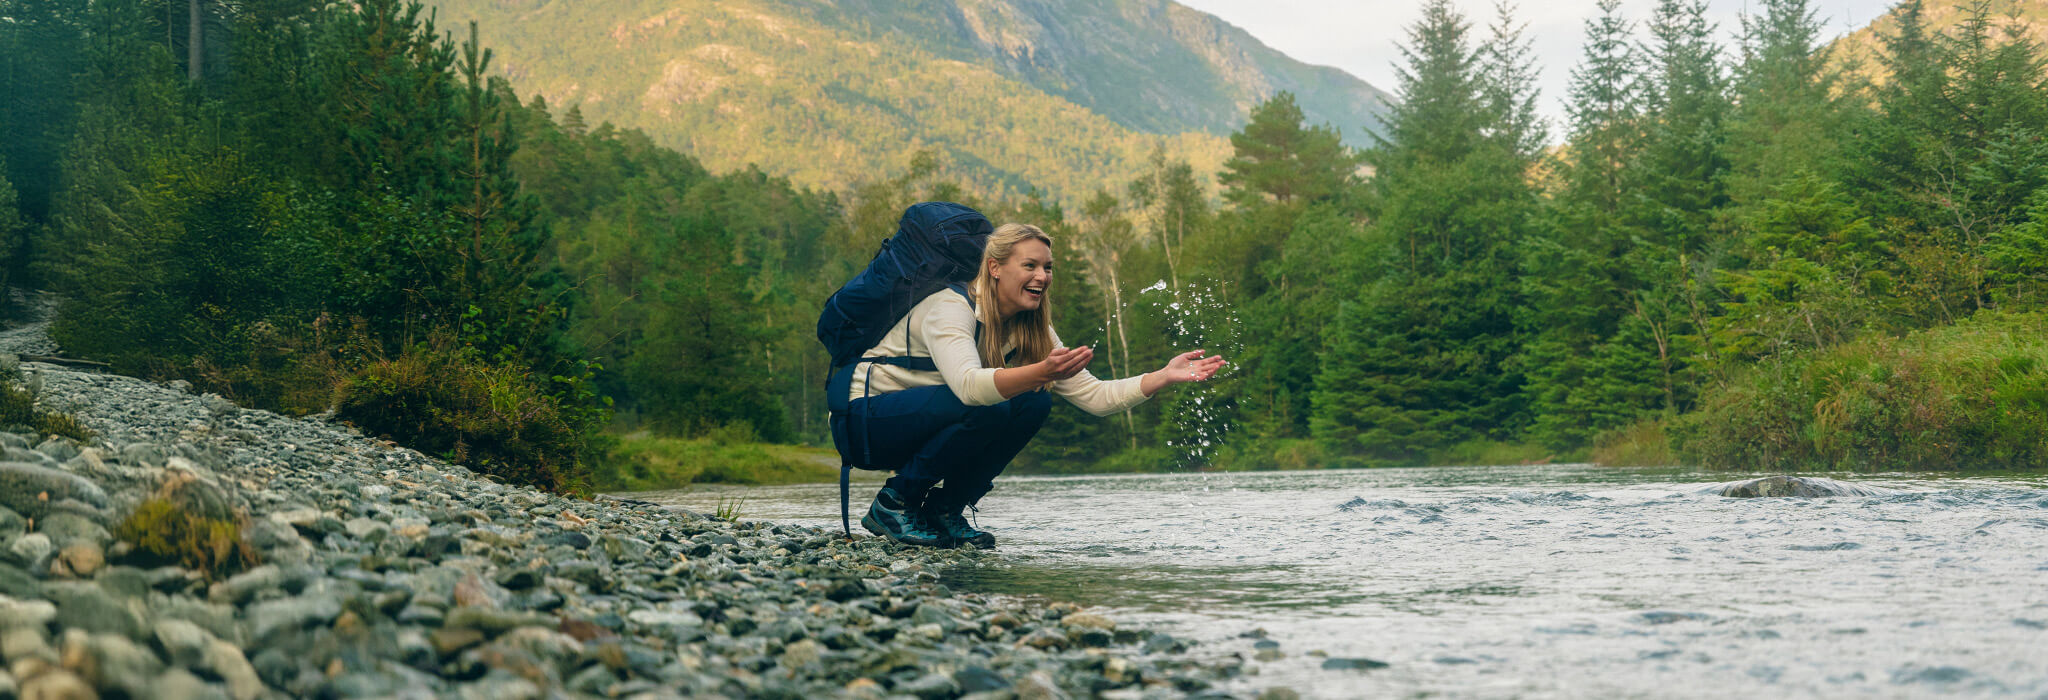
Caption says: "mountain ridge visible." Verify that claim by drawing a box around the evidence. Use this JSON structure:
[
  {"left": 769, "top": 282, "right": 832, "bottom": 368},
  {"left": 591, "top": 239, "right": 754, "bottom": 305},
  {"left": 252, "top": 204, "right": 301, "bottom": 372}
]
[{"left": 424, "top": 0, "right": 1390, "bottom": 203}]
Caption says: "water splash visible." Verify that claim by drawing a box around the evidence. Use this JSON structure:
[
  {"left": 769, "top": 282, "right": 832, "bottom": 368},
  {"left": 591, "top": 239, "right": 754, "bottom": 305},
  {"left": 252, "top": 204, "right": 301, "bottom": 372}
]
[{"left": 1141, "top": 278, "right": 1244, "bottom": 469}]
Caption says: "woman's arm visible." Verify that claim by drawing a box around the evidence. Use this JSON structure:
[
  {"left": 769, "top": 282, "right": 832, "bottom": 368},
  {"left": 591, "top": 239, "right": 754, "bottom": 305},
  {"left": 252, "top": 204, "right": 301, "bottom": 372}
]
[{"left": 921, "top": 293, "right": 1098, "bottom": 403}]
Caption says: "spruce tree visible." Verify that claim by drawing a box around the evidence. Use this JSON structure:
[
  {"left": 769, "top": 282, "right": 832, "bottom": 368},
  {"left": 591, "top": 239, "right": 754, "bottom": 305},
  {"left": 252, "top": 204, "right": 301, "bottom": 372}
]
[
  {"left": 1218, "top": 92, "right": 1358, "bottom": 210},
  {"left": 1313, "top": 0, "right": 1537, "bottom": 460}
]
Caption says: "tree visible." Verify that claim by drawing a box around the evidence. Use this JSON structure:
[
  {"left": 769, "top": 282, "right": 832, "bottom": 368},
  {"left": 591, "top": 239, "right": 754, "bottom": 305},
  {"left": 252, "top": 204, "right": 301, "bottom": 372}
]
[
  {"left": 1314, "top": 0, "right": 1539, "bottom": 459},
  {"left": 1218, "top": 92, "right": 1359, "bottom": 209}
]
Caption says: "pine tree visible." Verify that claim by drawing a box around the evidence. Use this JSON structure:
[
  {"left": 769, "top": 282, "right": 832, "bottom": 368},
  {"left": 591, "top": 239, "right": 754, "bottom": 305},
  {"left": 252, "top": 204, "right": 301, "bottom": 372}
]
[
  {"left": 1313, "top": 0, "right": 1538, "bottom": 460},
  {"left": 1218, "top": 92, "right": 1359, "bottom": 210},
  {"left": 1725, "top": 0, "right": 1845, "bottom": 208}
]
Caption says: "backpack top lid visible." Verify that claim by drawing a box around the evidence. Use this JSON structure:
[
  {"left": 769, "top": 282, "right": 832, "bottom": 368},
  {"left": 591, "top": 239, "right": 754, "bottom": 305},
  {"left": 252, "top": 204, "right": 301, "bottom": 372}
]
[{"left": 816, "top": 202, "right": 994, "bottom": 368}]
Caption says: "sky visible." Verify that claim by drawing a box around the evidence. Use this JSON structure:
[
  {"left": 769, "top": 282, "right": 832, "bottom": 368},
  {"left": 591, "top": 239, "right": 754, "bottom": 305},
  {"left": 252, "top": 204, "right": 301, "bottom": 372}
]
[{"left": 1177, "top": 0, "right": 1901, "bottom": 138}]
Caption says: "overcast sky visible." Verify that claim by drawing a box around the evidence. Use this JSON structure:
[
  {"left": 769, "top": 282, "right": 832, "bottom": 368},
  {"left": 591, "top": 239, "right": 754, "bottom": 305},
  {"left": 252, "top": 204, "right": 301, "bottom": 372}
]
[{"left": 1178, "top": 0, "right": 1901, "bottom": 139}]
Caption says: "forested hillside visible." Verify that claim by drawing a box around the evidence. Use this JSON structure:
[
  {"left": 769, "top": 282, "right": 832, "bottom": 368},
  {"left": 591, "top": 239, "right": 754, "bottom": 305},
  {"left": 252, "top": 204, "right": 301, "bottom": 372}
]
[{"left": 419, "top": 0, "right": 1388, "bottom": 203}]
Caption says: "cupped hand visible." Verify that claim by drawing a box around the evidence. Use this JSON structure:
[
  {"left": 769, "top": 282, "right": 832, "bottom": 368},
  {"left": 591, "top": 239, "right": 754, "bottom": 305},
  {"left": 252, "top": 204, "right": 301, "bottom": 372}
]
[
  {"left": 1038, "top": 345, "right": 1094, "bottom": 382},
  {"left": 1163, "top": 349, "right": 1226, "bottom": 383}
]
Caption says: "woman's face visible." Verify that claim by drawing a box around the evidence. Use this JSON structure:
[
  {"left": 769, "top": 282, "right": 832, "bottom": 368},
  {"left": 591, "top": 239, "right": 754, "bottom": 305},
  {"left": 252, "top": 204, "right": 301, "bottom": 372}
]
[{"left": 992, "top": 238, "right": 1052, "bottom": 318}]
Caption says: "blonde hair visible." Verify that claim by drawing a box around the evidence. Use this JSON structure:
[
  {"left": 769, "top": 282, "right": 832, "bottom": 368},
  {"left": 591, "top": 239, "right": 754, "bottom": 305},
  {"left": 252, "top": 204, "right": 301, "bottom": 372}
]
[{"left": 971, "top": 223, "right": 1057, "bottom": 368}]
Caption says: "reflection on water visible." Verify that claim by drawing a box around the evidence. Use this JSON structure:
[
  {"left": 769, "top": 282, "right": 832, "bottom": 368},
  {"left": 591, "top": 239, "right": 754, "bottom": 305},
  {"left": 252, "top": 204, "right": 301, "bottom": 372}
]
[{"left": 629, "top": 465, "right": 2048, "bottom": 698}]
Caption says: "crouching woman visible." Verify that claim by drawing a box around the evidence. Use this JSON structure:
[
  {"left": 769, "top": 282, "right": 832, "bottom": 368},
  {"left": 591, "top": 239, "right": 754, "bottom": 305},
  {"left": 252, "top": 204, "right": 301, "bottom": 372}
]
[{"left": 837, "top": 223, "right": 1225, "bottom": 548}]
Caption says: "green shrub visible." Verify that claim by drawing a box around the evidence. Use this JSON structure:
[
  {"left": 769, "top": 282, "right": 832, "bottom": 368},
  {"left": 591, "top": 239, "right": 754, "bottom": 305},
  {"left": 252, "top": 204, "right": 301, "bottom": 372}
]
[
  {"left": 338, "top": 338, "right": 592, "bottom": 495},
  {"left": 0, "top": 373, "right": 92, "bottom": 441},
  {"left": 1676, "top": 310, "right": 2048, "bottom": 471},
  {"left": 115, "top": 497, "right": 259, "bottom": 579}
]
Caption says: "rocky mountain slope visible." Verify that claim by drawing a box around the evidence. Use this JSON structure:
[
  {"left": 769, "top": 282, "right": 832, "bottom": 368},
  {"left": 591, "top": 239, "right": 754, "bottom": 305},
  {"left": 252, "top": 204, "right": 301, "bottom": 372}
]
[{"left": 425, "top": 0, "right": 1389, "bottom": 202}]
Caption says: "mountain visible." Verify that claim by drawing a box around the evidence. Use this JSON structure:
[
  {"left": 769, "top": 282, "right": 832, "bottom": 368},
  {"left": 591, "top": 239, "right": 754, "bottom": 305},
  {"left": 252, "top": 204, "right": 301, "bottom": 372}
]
[
  {"left": 1827, "top": 0, "right": 2048, "bottom": 85},
  {"left": 423, "top": 0, "right": 1391, "bottom": 202}
]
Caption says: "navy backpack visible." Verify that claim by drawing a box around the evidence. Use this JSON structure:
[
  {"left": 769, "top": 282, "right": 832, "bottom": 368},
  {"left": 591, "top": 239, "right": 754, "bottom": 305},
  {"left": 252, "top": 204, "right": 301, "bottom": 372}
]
[{"left": 817, "top": 202, "right": 992, "bottom": 535}]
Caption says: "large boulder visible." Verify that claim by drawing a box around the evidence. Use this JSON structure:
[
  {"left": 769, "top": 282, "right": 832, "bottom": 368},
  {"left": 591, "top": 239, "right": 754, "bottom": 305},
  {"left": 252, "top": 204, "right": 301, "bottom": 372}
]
[{"left": 1711, "top": 475, "right": 1895, "bottom": 498}]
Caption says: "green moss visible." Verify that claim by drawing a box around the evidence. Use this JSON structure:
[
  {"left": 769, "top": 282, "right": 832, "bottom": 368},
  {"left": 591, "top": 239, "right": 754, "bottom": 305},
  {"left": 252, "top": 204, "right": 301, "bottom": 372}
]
[{"left": 115, "top": 497, "right": 260, "bottom": 578}]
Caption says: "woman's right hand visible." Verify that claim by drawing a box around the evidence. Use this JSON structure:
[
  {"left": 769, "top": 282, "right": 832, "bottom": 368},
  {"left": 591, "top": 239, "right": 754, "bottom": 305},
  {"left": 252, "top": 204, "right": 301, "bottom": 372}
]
[{"left": 1037, "top": 345, "right": 1093, "bottom": 383}]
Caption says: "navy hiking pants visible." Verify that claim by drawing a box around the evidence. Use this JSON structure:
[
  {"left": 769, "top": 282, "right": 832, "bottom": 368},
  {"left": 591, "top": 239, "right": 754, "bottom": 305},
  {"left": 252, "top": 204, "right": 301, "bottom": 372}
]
[{"left": 840, "top": 384, "right": 1051, "bottom": 506}]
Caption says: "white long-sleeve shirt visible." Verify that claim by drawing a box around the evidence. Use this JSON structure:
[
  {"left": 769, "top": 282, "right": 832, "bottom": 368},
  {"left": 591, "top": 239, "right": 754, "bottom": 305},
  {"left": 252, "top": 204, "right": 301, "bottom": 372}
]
[{"left": 845, "top": 289, "right": 1148, "bottom": 417}]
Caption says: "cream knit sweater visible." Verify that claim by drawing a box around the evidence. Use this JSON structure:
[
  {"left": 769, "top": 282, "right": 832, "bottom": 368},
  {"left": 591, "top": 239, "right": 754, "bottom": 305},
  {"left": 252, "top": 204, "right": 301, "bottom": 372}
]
[{"left": 845, "top": 290, "right": 1148, "bottom": 417}]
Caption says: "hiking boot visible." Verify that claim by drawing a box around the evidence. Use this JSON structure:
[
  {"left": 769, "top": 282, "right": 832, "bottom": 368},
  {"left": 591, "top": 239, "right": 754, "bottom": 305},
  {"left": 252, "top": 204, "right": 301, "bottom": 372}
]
[
  {"left": 921, "top": 493, "right": 996, "bottom": 550},
  {"left": 861, "top": 487, "right": 949, "bottom": 547}
]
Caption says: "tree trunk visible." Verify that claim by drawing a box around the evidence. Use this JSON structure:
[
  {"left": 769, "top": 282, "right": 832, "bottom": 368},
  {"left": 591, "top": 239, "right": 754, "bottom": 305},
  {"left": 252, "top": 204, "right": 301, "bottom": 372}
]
[{"left": 188, "top": 0, "right": 203, "bottom": 82}]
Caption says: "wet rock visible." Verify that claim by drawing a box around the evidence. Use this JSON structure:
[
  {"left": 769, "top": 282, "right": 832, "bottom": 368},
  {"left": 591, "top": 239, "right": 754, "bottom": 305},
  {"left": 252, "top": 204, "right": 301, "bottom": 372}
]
[
  {"left": 1321, "top": 656, "right": 1390, "bottom": 671},
  {"left": 62, "top": 630, "right": 165, "bottom": 696},
  {"left": 1712, "top": 475, "right": 1895, "bottom": 498},
  {"left": 955, "top": 665, "right": 1009, "bottom": 692},
  {"left": 152, "top": 618, "right": 215, "bottom": 667}
]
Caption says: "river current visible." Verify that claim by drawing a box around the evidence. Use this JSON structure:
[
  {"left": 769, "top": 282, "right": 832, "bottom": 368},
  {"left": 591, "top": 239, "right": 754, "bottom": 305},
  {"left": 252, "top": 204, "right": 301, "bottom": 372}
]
[{"left": 633, "top": 465, "right": 2048, "bottom": 698}]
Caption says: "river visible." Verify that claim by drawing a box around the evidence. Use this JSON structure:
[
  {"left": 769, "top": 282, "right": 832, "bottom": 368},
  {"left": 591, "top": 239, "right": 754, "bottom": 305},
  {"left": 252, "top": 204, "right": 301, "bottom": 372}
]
[{"left": 628, "top": 465, "right": 2048, "bottom": 698}]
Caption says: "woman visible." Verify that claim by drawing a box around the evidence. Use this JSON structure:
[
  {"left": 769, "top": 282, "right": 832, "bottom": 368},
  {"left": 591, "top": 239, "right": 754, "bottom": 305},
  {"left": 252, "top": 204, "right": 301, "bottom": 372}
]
[{"left": 841, "top": 223, "right": 1226, "bottom": 548}]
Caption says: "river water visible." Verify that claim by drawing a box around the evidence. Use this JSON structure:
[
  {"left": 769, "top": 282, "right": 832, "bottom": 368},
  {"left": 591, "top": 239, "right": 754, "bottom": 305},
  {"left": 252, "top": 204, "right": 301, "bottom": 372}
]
[{"left": 630, "top": 465, "right": 2048, "bottom": 698}]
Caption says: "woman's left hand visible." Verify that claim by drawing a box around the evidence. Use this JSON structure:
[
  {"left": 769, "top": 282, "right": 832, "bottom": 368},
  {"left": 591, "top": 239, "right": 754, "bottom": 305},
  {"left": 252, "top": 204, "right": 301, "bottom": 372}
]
[
  {"left": 1164, "top": 349, "right": 1227, "bottom": 383},
  {"left": 1142, "top": 349, "right": 1226, "bottom": 396}
]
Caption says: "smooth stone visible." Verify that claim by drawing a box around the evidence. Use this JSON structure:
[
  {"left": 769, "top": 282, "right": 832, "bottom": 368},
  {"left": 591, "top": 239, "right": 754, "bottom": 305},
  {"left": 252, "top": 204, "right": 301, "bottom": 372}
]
[
  {"left": 7, "top": 534, "right": 52, "bottom": 570},
  {"left": 1060, "top": 612, "right": 1114, "bottom": 631},
  {"left": 201, "top": 640, "right": 264, "bottom": 700},
  {"left": 0, "top": 463, "right": 107, "bottom": 515},
  {"left": 1012, "top": 670, "right": 1069, "bottom": 700},
  {"left": 46, "top": 582, "right": 143, "bottom": 640},
  {"left": 955, "top": 665, "right": 1009, "bottom": 693},
  {"left": 153, "top": 668, "right": 231, "bottom": 700},
  {"left": 910, "top": 604, "right": 958, "bottom": 633},
  {"left": 64, "top": 631, "right": 164, "bottom": 696},
  {"left": 2, "top": 627, "right": 55, "bottom": 664},
  {"left": 899, "top": 673, "right": 961, "bottom": 700},
  {"left": 55, "top": 543, "right": 103, "bottom": 577},
  {"left": 0, "top": 562, "right": 41, "bottom": 599},
  {"left": 0, "top": 507, "right": 23, "bottom": 540},
  {"left": 443, "top": 608, "right": 552, "bottom": 635},
  {"left": 34, "top": 513, "right": 107, "bottom": 548},
  {"left": 1321, "top": 657, "right": 1390, "bottom": 671},
  {"left": 153, "top": 618, "right": 215, "bottom": 667},
  {"left": 0, "top": 598, "right": 57, "bottom": 631},
  {"left": 16, "top": 668, "right": 93, "bottom": 700},
  {"left": 246, "top": 594, "right": 343, "bottom": 641}
]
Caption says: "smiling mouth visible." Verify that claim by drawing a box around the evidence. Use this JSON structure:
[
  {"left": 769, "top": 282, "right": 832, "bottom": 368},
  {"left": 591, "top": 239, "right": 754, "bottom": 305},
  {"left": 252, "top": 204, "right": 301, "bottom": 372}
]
[{"left": 1024, "top": 285, "right": 1044, "bottom": 299}]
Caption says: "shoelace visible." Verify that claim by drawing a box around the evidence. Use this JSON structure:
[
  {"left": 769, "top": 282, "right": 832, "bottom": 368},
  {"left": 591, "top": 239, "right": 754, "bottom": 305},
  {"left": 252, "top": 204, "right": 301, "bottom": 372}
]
[{"left": 967, "top": 504, "right": 981, "bottom": 531}]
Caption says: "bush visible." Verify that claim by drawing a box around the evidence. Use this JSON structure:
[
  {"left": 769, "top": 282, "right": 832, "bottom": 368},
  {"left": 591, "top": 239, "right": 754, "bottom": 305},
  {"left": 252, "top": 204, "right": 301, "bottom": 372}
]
[
  {"left": 338, "top": 338, "right": 592, "bottom": 495},
  {"left": 115, "top": 497, "right": 259, "bottom": 579},
  {"left": 0, "top": 371, "right": 92, "bottom": 441},
  {"left": 1676, "top": 310, "right": 2048, "bottom": 471}
]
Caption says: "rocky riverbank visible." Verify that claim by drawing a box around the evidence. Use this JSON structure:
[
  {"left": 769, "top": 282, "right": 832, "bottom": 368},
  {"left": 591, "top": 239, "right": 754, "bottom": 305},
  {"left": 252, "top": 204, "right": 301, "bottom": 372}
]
[{"left": 0, "top": 302, "right": 1249, "bottom": 699}]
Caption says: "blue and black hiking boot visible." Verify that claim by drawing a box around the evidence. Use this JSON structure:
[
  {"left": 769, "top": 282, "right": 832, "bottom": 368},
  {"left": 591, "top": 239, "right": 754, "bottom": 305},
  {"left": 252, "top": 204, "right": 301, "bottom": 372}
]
[
  {"left": 861, "top": 487, "right": 949, "bottom": 547},
  {"left": 921, "top": 489, "right": 996, "bottom": 550}
]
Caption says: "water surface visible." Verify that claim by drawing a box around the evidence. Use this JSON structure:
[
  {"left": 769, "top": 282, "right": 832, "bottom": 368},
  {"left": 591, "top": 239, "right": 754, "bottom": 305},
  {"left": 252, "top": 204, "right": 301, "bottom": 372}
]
[{"left": 634, "top": 465, "right": 2048, "bottom": 698}]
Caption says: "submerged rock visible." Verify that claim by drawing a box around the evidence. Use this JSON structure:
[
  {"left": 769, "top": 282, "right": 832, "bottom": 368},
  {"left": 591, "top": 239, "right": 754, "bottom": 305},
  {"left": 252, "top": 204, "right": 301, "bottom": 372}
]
[{"left": 1712, "top": 475, "right": 1895, "bottom": 498}]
